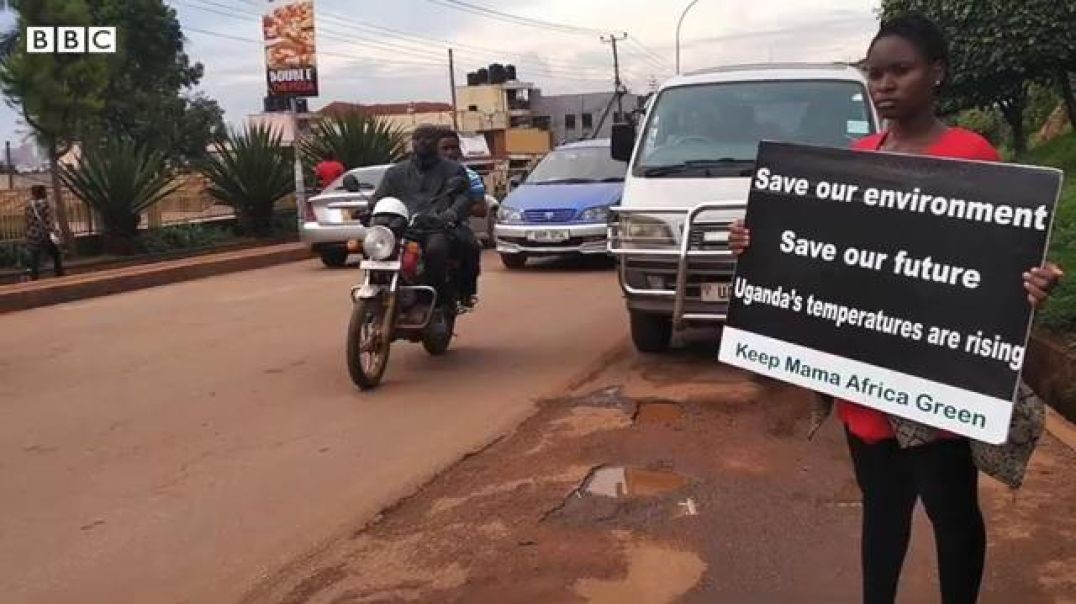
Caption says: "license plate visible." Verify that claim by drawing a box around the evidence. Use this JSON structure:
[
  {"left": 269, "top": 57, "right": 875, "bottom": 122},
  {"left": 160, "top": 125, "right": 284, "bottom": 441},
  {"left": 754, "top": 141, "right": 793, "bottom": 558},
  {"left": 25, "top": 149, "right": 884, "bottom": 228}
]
[
  {"left": 360, "top": 260, "right": 401, "bottom": 271},
  {"left": 527, "top": 229, "right": 570, "bottom": 243},
  {"left": 701, "top": 282, "right": 731, "bottom": 302}
]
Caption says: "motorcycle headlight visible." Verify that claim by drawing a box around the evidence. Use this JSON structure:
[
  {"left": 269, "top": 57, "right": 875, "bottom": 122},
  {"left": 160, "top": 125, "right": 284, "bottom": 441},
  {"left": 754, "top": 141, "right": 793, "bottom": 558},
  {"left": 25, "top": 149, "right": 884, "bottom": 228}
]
[
  {"left": 578, "top": 205, "right": 611, "bottom": 223},
  {"left": 363, "top": 226, "right": 396, "bottom": 260},
  {"left": 498, "top": 206, "right": 524, "bottom": 223}
]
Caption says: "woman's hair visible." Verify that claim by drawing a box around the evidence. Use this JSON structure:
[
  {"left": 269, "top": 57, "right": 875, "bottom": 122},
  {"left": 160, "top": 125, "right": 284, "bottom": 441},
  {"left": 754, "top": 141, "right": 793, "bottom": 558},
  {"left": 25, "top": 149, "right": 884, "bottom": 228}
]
[{"left": 870, "top": 13, "right": 949, "bottom": 71}]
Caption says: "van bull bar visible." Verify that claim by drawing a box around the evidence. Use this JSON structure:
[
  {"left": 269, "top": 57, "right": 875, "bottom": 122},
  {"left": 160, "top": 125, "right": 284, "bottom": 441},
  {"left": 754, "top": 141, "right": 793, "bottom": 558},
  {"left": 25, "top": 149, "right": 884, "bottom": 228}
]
[{"left": 607, "top": 200, "right": 747, "bottom": 329}]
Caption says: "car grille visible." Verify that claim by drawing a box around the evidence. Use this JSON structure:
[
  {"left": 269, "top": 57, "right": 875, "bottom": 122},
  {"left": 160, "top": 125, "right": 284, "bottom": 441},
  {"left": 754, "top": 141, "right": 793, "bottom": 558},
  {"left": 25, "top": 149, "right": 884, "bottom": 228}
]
[{"left": 523, "top": 209, "right": 576, "bottom": 223}]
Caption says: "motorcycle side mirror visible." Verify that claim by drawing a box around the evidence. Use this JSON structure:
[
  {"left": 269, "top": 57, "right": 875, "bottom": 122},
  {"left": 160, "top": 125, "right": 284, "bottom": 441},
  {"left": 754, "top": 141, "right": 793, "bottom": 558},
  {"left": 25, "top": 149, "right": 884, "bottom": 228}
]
[{"left": 342, "top": 174, "right": 361, "bottom": 193}]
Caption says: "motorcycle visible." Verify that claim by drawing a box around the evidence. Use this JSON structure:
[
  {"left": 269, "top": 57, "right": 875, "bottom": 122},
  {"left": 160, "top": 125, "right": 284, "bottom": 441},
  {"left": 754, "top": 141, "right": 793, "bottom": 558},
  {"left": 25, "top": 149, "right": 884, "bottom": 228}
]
[{"left": 345, "top": 180, "right": 471, "bottom": 390}]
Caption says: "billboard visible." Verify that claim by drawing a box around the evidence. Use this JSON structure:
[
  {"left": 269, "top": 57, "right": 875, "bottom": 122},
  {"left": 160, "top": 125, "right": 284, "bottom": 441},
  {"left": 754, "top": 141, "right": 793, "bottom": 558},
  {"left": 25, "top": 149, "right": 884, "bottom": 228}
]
[{"left": 262, "top": 0, "right": 318, "bottom": 98}]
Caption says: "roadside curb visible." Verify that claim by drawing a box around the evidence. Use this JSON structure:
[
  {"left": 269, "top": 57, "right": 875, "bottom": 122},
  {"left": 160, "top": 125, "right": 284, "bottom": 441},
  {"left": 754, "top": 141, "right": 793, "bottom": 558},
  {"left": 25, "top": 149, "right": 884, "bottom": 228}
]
[
  {"left": 1046, "top": 407, "right": 1076, "bottom": 452},
  {"left": 0, "top": 242, "right": 313, "bottom": 314}
]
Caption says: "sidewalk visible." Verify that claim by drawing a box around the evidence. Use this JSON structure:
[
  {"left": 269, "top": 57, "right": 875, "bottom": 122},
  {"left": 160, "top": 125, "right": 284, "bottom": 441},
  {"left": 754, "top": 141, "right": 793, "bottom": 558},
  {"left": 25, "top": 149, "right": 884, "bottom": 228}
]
[
  {"left": 245, "top": 342, "right": 1076, "bottom": 603},
  {"left": 0, "top": 242, "right": 313, "bottom": 313}
]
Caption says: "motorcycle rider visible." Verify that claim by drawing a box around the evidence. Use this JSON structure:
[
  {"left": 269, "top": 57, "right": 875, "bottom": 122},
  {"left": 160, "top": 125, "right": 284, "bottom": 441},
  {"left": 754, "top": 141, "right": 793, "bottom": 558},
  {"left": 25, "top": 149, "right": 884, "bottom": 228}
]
[
  {"left": 436, "top": 128, "right": 483, "bottom": 309},
  {"left": 371, "top": 124, "right": 473, "bottom": 300}
]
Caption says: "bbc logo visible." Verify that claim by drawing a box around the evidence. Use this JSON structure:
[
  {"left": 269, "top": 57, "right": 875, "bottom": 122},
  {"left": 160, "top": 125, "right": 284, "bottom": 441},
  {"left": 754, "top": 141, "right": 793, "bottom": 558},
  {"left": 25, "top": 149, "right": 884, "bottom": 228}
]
[{"left": 26, "top": 27, "right": 117, "bottom": 54}]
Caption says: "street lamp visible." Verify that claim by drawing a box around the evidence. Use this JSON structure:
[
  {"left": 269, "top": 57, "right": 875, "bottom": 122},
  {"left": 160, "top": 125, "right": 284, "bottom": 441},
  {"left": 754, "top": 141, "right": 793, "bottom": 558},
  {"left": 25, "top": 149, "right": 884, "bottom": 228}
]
[{"left": 676, "top": 0, "right": 701, "bottom": 75}]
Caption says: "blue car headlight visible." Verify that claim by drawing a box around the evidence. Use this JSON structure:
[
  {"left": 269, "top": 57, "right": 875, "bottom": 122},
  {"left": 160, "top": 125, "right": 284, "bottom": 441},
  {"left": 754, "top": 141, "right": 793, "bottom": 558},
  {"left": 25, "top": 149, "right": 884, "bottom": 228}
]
[
  {"left": 578, "top": 205, "right": 611, "bottom": 223},
  {"left": 498, "top": 206, "right": 524, "bottom": 223}
]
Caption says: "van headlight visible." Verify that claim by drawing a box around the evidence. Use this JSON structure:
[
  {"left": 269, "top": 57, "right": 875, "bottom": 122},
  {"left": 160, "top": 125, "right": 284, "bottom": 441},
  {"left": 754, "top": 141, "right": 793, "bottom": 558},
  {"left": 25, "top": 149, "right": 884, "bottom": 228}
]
[
  {"left": 623, "top": 215, "right": 674, "bottom": 243},
  {"left": 498, "top": 206, "right": 524, "bottom": 223},
  {"left": 578, "top": 205, "right": 611, "bottom": 223},
  {"left": 363, "top": 226, "right": 396, "bottom": 260}
]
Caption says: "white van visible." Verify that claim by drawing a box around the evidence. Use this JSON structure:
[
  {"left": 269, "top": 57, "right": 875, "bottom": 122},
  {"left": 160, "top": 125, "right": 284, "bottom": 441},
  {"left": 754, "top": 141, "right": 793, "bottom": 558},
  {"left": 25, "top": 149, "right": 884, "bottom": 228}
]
[{"left": 608, "top": 63, "right": 879, "bottom": 352}]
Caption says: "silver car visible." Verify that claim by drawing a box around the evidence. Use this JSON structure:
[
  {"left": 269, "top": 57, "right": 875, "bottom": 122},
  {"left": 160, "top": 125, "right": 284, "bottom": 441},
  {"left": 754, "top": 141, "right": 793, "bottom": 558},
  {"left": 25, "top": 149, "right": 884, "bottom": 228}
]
[{"left": 301, "top": 164, "right": 500, "bottom": 267}]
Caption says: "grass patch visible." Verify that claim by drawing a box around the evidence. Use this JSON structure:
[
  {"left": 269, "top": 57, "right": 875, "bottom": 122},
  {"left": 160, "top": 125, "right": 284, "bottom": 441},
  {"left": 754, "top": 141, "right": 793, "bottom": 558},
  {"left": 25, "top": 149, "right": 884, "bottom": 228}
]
[{"left": 1021, "top": 133, "right": 1076, "bottom": 340}]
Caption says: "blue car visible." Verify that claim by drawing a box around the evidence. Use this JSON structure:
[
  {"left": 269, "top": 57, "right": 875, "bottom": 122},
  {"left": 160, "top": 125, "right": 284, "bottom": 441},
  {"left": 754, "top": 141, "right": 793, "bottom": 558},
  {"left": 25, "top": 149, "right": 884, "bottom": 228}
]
[{"left": 495, "top": 139, "right": 627, "bottom": 269}]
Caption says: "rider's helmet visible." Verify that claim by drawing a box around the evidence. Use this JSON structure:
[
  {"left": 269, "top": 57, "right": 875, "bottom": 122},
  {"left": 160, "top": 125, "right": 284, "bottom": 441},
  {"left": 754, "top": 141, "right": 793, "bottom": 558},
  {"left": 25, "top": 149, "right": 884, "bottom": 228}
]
[{"left": 370, "top": 197, "right": 410, "bottom": 234}]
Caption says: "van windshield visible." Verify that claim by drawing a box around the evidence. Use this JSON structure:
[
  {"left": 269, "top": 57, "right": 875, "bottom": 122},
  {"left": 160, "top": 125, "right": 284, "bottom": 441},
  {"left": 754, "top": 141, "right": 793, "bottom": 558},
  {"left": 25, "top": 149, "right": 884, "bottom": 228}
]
[
  {"left": 527, "top": 147, "right": 627, "bottom": 185},
  {"left": 635, "top": 80, "right": 874, "bottom": 177}
]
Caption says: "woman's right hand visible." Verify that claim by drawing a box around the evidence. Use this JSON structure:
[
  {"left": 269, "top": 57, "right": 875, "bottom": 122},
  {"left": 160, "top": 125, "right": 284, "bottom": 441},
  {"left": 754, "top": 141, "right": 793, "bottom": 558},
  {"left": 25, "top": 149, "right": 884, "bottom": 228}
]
[{"left": 729, "top": 219, "right": 751, "bottom": 256}]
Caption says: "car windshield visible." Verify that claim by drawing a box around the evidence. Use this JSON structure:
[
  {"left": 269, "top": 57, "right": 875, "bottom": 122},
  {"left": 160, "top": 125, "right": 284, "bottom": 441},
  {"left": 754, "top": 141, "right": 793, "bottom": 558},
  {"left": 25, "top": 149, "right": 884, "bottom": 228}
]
[
  {"left": 527, "top": 147, "right": 627, "bottom": 184},
  {"left": 325, "top": 165, "right": 388, "bottom": 191},
  {"left": 636, "top": 80, "right": 874, "bottom": 177}
]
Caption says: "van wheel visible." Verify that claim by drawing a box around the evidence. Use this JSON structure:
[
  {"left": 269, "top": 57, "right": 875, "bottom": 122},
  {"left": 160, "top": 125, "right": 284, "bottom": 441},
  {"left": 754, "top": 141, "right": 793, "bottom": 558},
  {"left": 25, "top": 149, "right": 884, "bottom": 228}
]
[
  {"left": 500, "top": 253, "right": 527, "bottom": 270},
  {"left": 630, "top": 311, "right": 671, "bottom": 353}
]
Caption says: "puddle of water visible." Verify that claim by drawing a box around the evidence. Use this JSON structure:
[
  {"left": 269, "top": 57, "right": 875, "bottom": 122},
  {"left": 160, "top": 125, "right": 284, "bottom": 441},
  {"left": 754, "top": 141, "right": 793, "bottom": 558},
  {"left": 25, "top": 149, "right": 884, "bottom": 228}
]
[
  {"left": 574, "top": 540, "right": 706, "bottom": 603},
  {"left": 582, "top": 467, "right": 688, "bottom": 499},
  {"left": 634, "top": 402, "right": 684, "bottom": 426}
]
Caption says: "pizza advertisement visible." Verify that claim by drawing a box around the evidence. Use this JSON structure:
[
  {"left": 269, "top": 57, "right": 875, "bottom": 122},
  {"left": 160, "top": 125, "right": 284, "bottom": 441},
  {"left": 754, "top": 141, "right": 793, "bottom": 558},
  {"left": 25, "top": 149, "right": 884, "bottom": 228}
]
[{"left": 262, "top": 0, "right": 319, "bottom": 97}]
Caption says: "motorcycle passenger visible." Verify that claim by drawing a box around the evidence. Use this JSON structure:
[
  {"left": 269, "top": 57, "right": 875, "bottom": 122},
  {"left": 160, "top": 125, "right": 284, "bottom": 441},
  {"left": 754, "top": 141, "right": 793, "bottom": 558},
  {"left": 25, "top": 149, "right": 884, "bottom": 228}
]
[
  {"left": 436, "top": 129, "right": 483, "bottom": 309},
  {"left": 371, "top": 124, "right": 473, "bottom": 299}
]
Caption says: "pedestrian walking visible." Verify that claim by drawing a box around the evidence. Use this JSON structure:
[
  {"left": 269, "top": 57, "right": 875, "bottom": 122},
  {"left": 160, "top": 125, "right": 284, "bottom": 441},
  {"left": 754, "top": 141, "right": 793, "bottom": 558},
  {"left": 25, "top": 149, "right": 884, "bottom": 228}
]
[
  {"left": 730, "top": 13, "right": 1063, "bottom": 604},
  {"left": 24, "top": 185, "right": 64, "bottom": 280}
]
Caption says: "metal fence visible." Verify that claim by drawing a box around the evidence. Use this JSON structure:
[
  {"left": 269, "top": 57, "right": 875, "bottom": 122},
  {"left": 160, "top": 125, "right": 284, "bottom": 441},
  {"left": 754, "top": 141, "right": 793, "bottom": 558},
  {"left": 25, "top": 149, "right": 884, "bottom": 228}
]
[{"left": 0, "top": 174, "right": 242, "bottom": 242}]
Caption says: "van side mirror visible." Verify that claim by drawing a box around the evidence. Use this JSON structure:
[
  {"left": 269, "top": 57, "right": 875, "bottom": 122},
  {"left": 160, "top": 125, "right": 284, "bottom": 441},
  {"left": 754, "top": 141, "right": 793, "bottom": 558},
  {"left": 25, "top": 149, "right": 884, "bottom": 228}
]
[
  {"left": 611, "top": 123, "right": 636, "bottom": 162},
  {"left": 508, "top": 174, "right": 523, "bottom": 191},
  {"left": 342, "top": 174, "right": 360, "bottom": 192}
]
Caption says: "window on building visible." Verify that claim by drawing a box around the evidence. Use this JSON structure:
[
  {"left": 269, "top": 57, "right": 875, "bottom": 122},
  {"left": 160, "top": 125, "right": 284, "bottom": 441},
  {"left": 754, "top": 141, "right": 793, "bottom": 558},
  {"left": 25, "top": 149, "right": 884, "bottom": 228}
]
[
  {"left": 582, "top": 113, "right": 593, "bottom": 129},
  {"left": 468, "top": 104, "right": 478, "bottom": 111},
  {"left": 565, "top": 114, "right": 576, "bottom": 129}
]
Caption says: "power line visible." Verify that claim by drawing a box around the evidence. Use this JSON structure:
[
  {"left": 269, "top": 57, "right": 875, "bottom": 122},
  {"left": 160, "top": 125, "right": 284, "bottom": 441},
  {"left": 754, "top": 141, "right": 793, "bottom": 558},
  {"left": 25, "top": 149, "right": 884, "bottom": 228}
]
[{"left": 423, "top": 0, "right": 603, "bottom": 36}]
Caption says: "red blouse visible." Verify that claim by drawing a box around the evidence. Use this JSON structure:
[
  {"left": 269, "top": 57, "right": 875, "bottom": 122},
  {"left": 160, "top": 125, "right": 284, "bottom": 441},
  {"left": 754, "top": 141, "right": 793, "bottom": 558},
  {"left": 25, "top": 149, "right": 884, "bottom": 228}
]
[{"left": 840, "top": 127, "right": 1002, "bottom": 443}]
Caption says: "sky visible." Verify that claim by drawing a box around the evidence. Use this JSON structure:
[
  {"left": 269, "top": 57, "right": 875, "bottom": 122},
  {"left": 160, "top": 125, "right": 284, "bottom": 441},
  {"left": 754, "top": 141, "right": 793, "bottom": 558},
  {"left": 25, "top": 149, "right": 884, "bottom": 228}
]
[{"left": 0, "top": 0, "right": 882, "bottom": 147}]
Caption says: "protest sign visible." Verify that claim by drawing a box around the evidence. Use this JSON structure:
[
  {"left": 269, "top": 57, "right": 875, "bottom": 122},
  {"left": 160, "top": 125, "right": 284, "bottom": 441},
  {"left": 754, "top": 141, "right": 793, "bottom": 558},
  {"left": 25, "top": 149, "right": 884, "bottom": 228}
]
[
  {"left": 717, "top": 141, "right": 1062, "bottom": 444},
  {"left": 263, "top": 0, "right": 319, "bottom": 97}
]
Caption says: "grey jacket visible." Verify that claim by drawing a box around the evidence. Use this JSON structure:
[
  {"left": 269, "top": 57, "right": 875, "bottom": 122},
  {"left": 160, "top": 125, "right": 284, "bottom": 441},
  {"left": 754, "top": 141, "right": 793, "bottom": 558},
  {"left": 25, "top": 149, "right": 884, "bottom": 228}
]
[{"left": 372, "top": 156, "right": 473, "bottom": 221}]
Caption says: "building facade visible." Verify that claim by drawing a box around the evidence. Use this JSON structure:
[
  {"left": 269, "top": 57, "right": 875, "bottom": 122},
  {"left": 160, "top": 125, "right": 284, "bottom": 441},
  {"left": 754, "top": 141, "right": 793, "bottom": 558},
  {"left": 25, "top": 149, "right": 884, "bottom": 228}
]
[{"left": 530, "top": 91, "right": 640, "bottom": 145}]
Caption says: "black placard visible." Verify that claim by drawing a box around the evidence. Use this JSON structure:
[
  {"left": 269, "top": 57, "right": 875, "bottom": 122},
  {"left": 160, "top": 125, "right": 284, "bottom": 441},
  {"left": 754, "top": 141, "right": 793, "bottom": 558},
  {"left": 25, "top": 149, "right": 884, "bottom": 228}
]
[{"left": 718, "top": 142, "right": 1062, "bottom": 443}]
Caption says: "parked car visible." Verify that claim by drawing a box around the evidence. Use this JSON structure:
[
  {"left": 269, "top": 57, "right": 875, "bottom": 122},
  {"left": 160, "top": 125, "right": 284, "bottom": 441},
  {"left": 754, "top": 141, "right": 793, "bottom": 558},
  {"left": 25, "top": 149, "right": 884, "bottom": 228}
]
[
  {"left": 301, "top": 163, "right": 500, "bottom": 267},
  {"left": 494, "top": 139, "right": 627, "bottom": 269},
  {"left": 607, "top": 62, "right": 880, "bottom": 352}
]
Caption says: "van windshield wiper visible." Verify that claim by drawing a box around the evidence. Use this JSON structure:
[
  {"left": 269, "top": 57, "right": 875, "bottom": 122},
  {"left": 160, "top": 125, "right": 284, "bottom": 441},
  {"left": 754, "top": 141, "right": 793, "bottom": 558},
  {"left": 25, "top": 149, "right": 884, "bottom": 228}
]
[
  {"left": 641, "top": 158, "right": 754, "bottom": 177},
  {"left": 533, "top": 177, "right": 599, "bottom": 185}
]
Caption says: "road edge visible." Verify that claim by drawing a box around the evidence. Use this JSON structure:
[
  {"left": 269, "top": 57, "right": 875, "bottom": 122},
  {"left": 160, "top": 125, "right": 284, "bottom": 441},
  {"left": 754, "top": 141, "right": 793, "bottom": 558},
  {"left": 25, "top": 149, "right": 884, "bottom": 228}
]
[
  {"left": 237, "top": 336, "right": 633, "bottom": 603},
  {"left": 0, "top": 243, "right": 314, "bottom": 314}
]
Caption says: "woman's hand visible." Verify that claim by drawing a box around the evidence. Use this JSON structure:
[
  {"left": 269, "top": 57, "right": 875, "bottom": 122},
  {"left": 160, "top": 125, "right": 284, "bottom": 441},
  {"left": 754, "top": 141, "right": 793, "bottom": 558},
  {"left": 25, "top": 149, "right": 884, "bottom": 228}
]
[
  {"left": 1024, "top": 262, "right": 1063, "bottom": 308},
  {"left": 729, "top": 219, "right": 751, "bottom": 256}
]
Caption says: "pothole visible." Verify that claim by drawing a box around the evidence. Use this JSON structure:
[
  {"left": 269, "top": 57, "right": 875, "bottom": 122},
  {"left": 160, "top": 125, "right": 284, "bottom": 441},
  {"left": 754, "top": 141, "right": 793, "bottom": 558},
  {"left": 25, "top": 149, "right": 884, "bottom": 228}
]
[
  {"left": 579, "top": 466, "right": 689, "bottom": 499},
  {"left": 634, "top": 401, "right": 684, "bottom": 426}
]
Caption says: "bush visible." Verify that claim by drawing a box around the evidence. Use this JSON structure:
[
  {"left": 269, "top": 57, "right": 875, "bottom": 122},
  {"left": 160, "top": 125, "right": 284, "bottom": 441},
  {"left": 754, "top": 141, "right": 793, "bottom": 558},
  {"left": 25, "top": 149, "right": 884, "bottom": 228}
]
[
  {"left": 1022, "top": 133, "right": 1076, "bottom": 336},
  {"left": 202, "top": 125, "right": 295, "bottom": 237},
  {"left": 137, "top": 223, "right": 234, "bottom": 254}
]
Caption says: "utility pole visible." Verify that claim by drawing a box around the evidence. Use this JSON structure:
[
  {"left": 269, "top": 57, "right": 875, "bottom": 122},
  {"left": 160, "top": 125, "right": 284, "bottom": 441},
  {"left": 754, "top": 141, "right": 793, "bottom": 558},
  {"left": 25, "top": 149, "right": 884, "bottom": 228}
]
[
  {"left": 448, "top": 48, "right": 459, "bottom": 131},
  {"left": 5, "top": 141, "right": 12, "bottom": 189},
  {"left": 676, "top": 0, "right": 701, "bottom": 75},
  {"left": 592, "top": 32, "right": 630, "bottom": 139}
]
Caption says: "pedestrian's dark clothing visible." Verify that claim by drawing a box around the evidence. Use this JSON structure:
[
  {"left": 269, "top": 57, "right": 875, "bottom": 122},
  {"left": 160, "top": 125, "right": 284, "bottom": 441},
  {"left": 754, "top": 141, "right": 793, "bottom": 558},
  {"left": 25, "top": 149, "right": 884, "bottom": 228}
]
[
  {"left": 24, "top": 197, "right": 64, "bottom": 280},
  {"left": 847, "top": 431, "right": 986, "bottom": 604}
]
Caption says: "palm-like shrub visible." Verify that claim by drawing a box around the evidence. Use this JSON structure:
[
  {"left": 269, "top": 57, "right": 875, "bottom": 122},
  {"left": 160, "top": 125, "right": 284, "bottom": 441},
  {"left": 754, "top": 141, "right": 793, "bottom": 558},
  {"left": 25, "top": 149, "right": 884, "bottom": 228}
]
[
  {"left": 202, "top": 125, "right": 295, "bottom": 236},
  {"left": 60, "top": 138, "right": 179, "bottom": 254},
  {"left": 300, "top": 113, "right": 407, "bottom": 170}
]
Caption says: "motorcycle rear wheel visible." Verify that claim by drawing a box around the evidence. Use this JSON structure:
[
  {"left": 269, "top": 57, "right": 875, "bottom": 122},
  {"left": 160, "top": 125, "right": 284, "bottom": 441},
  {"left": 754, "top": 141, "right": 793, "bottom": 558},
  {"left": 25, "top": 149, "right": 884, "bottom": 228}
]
[{"left": 347, "top": 298, "right": 392, "bottom": 389}]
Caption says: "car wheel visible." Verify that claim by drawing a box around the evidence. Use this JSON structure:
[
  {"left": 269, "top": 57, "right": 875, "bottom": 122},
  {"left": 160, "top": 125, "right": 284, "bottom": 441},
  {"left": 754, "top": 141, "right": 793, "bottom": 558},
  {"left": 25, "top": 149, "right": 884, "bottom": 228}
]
[
  {"left": 630, "top": 310, "right": 672, "bottom": 353},
  {"left": 319, "top": 247, "right": 349, "bottom": 268},
  {"left": 500, "top": 253, "right": 527, "bottom": 270}
]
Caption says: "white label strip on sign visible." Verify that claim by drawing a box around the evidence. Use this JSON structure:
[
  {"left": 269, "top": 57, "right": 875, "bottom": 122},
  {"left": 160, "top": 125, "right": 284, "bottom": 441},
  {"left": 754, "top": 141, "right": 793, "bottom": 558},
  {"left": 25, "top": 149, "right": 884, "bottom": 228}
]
[{"left": 718, "top": 327, "right": 1014, "bottom": 444}]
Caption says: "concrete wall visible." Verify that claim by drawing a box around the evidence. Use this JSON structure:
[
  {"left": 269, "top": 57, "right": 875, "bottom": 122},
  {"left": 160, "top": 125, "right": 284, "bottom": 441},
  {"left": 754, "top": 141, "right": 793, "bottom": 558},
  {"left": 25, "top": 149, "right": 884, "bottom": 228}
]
[{"left": 531, "top": 91, "right": 639, "bottom": 145}]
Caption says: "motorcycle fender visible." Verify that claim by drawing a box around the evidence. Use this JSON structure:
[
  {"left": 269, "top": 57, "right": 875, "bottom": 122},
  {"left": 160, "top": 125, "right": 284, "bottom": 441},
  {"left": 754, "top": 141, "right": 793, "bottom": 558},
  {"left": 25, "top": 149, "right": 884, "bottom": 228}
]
[{"left": 352, "top": 283, "right": 383, "bottom": 301}]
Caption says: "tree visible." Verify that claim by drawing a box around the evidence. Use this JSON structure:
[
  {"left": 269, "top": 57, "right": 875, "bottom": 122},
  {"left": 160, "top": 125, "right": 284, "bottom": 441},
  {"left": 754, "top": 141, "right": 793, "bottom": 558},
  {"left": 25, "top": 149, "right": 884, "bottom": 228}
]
[
  {"left": 0, "top": 0, "right": 109, "bottom": 243},
  {"left": 881, "top": 0, "right": 1076, "bottom": 155},
  {"left": 202, "top": 126, "right": 295, "bottom": 237},
  {"left": 86, "top": 0, "right": 224, "bottom": 165},
  {"left": 60, "top": 138, "right": 180, "bottom": 253},
  {"left": 299, "top": 113, "right": 407, "bottom": 171}
]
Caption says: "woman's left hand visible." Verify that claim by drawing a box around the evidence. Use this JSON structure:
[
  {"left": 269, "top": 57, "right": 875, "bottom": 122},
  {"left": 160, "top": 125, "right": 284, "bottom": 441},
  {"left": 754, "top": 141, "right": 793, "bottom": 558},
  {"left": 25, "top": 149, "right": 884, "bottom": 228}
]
[{"left": 1024, "top": 262, "right": 1064, "bottom": 308}]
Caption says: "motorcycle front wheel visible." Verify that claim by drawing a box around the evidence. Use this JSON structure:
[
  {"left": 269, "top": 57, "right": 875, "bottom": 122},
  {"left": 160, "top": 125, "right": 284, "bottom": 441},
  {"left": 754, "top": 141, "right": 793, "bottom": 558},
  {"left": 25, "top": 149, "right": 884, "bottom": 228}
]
[{"left": 347, "top": 297, "right": 392, "bottom": 389}]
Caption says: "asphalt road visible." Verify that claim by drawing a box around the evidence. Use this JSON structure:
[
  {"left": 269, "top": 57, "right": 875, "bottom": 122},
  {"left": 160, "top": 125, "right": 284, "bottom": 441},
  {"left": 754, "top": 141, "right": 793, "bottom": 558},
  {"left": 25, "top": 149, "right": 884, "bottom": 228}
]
[{"left": 0, "top": 252, "right": 625, "bottom": 603}]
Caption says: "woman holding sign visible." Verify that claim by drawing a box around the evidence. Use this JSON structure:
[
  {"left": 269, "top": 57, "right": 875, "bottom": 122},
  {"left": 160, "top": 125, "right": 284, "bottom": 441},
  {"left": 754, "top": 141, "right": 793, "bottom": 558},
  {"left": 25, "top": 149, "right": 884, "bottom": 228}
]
[{"left": 731, "top": 14, "right": 1063, "bottom": 604}]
